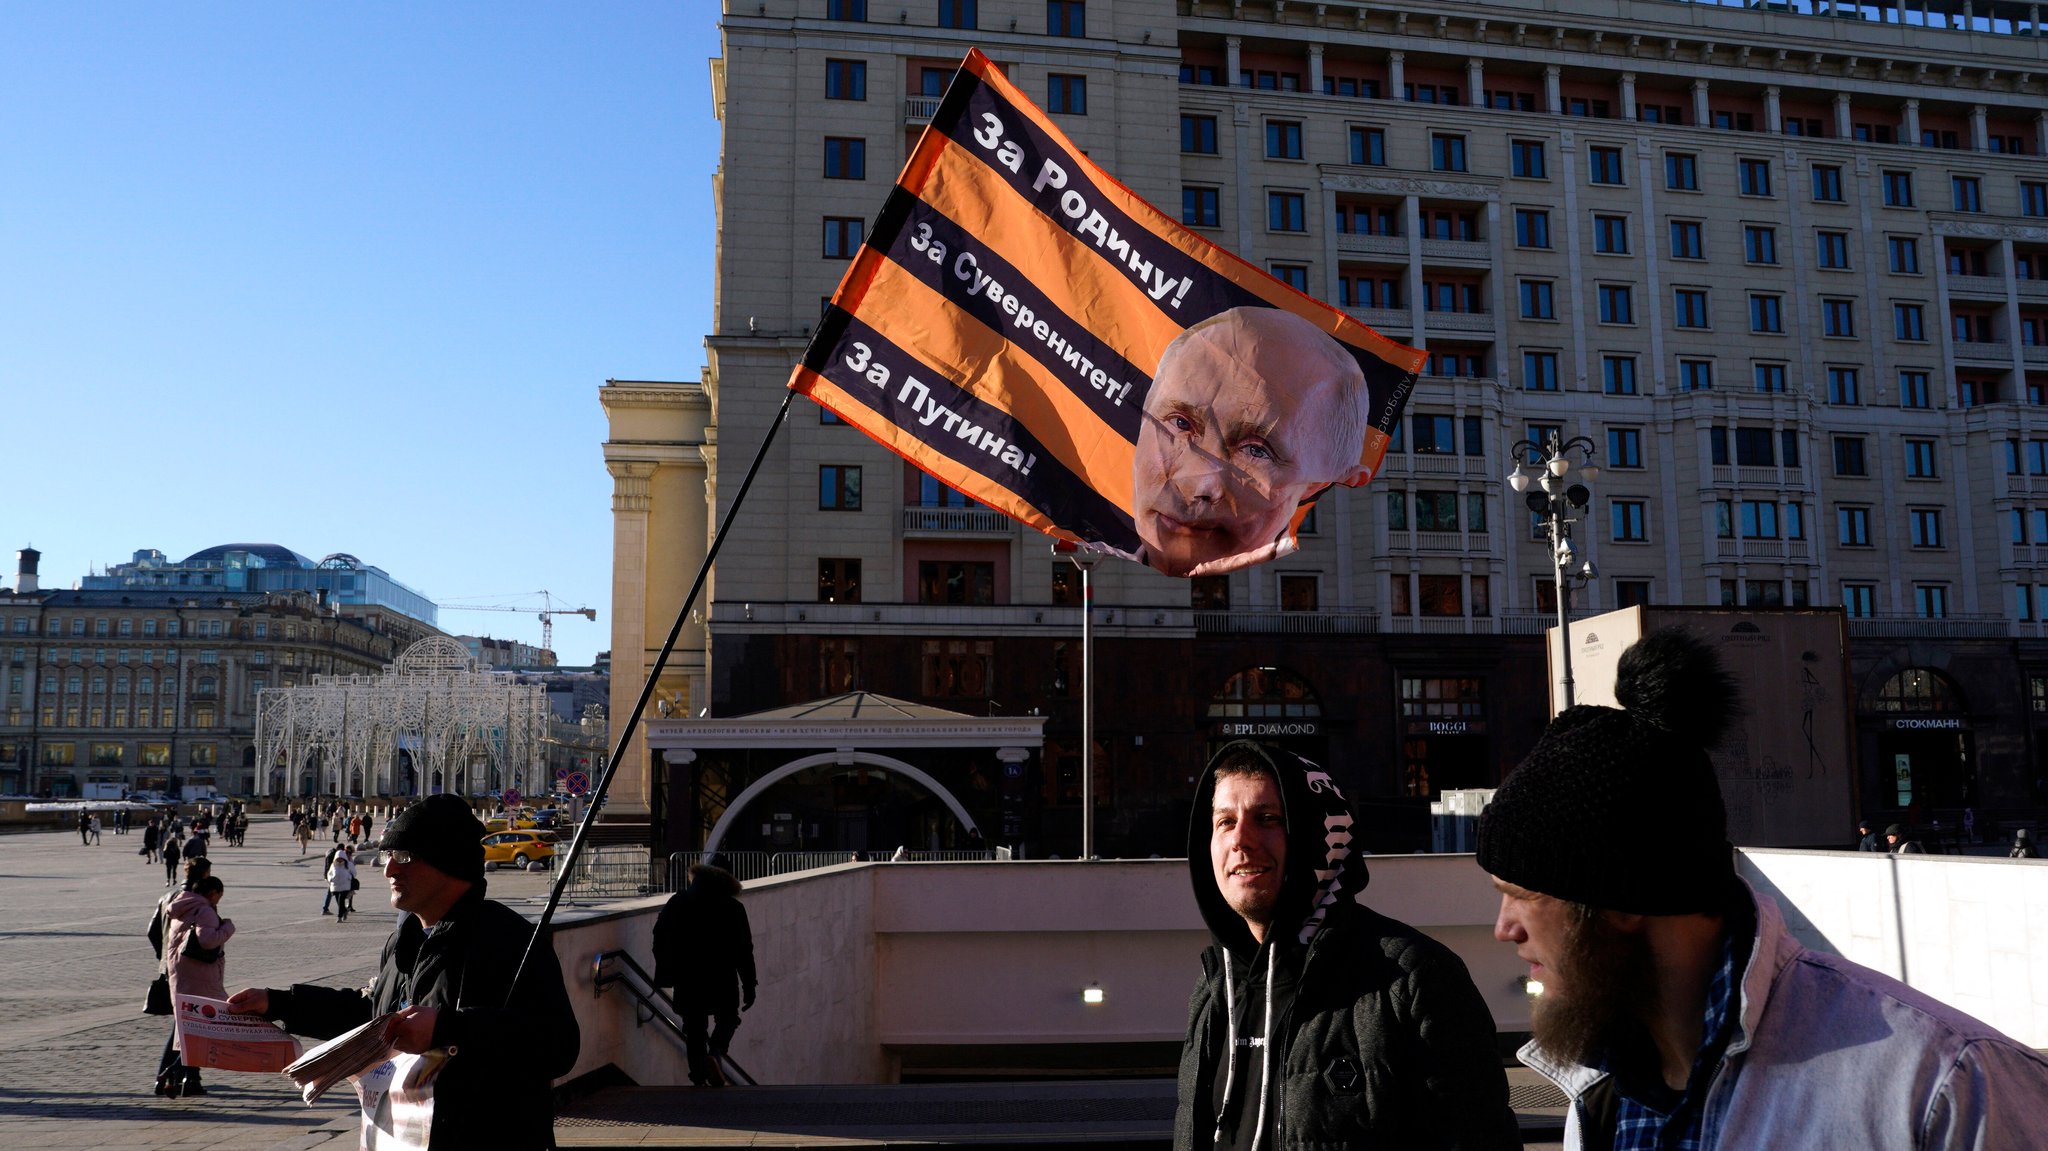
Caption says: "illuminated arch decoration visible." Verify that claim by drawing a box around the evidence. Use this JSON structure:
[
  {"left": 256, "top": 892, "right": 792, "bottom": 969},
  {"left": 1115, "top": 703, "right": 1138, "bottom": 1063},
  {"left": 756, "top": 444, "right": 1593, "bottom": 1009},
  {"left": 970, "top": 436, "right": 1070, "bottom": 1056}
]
[
  {"left": 1869, "top": 667, "right": 1966, "bottom": 713},
  {"left": 702, "top": 751, "right": 979, "bottom": 854}
]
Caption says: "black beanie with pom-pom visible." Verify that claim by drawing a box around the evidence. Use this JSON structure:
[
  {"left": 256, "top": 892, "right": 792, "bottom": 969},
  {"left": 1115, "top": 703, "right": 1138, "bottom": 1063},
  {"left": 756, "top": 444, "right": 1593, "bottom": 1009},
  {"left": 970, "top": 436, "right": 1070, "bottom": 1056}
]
[{"left": 1478, "top": 628, "right": 1743, "bottom": 915}]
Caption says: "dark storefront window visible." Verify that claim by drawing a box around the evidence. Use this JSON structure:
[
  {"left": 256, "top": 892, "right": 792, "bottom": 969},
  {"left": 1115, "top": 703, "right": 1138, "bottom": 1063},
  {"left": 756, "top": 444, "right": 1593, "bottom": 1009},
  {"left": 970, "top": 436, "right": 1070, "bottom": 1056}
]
[
  {"left": 1401, "top": 677, "right": 1487, "bottom": 798},
  {"left": 1872, "top": 669, "right": 1962, "bottom": 712},
  {"left": 922, "top": 639, "right": 993, "bottom": 698}
]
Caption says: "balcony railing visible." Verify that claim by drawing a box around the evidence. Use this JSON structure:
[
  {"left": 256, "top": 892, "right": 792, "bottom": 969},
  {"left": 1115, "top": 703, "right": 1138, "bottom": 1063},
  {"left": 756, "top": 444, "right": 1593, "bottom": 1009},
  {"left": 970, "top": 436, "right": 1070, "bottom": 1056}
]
[
  {"left": 1421, "top": 310, "right": 1493, "bottom": 333},
  {"left": 1335, "top": 233, "right": 1407, "bottom": 257},
  {"left": 1947, "top": 274, "right": 2006, "bottom": 298},
  {"left": 902, "top": 507, "right": 1014, "bottom": 534},
  {"left": 2018, "top": 280, "right": 2048, "bottom": 300},
  {"left": 1351, "top": 307, "right": 1410, "bottom": 330},
  {"left": 1847, "top": 613, "right": 2012, "bottom": 639},
  {"left": 1194, "top": 611, "right": 1377, "bottom": 635},
  {"left": 1420, "top": 238, "right": 1490, "bottom": 263},
  {"left": 2023, "top": 345, "right": 2048, "bottom": 365},
  {"left": 1953, "top": 339, "right": 2012, "bottom": 362},
  {"left": 904, "top": 96, "right": 941, "bottom": 124}
]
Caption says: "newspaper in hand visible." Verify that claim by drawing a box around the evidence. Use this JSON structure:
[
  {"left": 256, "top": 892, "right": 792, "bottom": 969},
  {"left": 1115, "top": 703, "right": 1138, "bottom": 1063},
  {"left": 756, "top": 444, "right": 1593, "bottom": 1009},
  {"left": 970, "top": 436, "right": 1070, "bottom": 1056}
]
[
  {"left": 284, "top": 1012, "right": 400, "bottom": 1104},
  {"left": 173, "top": 995, "right": 301, "bottom": 1074}
]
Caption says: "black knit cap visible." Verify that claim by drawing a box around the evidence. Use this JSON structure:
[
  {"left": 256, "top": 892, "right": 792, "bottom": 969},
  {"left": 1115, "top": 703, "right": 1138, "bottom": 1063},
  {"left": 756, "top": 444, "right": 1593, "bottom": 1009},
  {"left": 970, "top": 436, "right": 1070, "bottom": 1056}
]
[
  {"left": 1478, "top": 628, "right": 1741, "bottom": 915},
  {"left": 378, "top": 795, "right": 487, "bottom": 883}
]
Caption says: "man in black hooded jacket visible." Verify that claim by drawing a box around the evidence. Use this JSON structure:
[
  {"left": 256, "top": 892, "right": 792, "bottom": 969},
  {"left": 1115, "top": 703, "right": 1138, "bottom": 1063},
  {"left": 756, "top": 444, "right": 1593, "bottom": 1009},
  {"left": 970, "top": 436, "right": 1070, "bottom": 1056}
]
[
  {"left": 652, "top": 855, "right": 757, "bottom": 1087},
  {"left": 1173, "top": 741, "right": 1518, "bottom": 1151}
]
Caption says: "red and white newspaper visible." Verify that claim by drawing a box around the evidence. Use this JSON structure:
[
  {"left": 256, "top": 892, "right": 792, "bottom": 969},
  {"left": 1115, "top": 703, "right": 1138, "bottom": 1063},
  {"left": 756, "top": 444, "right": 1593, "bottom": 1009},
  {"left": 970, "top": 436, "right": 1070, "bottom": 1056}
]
[{"left": 173, "top": 994, "right": 301, "bottom": 1073}]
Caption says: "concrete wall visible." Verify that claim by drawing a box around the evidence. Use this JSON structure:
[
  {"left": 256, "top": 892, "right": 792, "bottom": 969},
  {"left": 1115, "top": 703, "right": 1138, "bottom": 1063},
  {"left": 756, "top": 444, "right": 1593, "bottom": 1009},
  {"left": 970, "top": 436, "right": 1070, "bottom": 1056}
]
[
  {"left": 550, "top": 855, "right": 1531, "bottom": 1088},
  {"left": 1739, "top": 848, "right": 2048, "bottom": 1048}
]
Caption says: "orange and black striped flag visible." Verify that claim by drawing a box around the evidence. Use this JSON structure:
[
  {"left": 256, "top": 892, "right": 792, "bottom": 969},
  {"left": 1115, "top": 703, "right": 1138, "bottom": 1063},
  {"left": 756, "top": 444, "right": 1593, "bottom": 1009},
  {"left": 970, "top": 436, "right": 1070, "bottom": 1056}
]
[{"left": 788, "top": 49, "right": 1422, "bottom": 578}]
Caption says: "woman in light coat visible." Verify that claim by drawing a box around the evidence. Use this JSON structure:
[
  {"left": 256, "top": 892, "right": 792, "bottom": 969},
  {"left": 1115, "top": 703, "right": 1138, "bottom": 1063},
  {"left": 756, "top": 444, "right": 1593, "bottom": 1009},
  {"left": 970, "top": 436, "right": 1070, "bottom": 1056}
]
[
  {"left": 327, "top": 844, "right": 356, "bottom": 922},
  {"left": 159, "top": 875, "right": 233, "bottom": 1097}
]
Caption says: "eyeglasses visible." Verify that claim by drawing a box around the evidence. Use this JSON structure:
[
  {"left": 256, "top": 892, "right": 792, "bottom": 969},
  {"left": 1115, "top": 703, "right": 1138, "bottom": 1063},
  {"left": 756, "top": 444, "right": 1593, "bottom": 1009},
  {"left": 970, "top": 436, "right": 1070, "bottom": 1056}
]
[{"left": 386, "top": 850, "right": 417, "bottom": 866}]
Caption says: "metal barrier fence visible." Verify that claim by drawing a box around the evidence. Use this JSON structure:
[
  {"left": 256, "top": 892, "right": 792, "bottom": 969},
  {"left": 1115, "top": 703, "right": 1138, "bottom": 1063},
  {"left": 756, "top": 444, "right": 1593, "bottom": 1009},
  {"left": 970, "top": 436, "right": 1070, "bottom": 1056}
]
[{"left": 559, "top": 843, "right": 664, "bottom": 898}]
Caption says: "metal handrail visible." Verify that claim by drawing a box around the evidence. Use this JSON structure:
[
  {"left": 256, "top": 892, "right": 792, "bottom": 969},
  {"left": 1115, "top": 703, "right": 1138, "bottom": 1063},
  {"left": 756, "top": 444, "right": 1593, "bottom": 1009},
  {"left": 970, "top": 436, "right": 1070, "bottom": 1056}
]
[{"left": 591, "top": 949, "right": 756, "bottom": 1086}]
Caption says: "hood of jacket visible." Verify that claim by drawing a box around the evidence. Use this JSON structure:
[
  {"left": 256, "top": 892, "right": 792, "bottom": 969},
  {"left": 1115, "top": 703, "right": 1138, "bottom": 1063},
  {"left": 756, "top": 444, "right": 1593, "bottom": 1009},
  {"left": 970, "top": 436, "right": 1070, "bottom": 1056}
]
[{"left": 1185, "top": 740, "right": 1369, "bottom": 953}]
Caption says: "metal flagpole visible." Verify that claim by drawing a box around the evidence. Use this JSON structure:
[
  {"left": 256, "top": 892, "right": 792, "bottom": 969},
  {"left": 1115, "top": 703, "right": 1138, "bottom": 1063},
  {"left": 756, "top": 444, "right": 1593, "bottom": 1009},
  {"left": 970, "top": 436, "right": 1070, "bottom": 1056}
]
[{"left": 507, "top": 390, "right": 796, "bottom": 1004}]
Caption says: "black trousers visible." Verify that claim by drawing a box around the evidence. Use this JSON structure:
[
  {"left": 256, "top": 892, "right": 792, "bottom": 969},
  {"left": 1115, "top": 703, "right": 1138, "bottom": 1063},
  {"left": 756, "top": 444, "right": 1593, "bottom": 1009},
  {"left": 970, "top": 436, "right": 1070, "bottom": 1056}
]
[{"left": 670, "top": 992, "right": 740, "bottom": 1084}]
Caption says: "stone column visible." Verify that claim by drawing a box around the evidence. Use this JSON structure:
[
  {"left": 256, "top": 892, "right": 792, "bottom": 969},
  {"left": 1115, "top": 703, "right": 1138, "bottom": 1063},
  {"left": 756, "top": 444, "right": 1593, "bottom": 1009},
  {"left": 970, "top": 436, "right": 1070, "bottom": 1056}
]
[
  {"left": 1903, "top": 98, "right": 1921, "bottom": 146},
  {"left": 1388, "top": 51, "right": 1406, "bottom": 99},
  {"left": 1691, "top": 79, "right": 1711, "bottom": 128},
  {"left": 1764, "top": 86, "right": 1783, "bottom": 135},
  {"left": 1309, "top": 44, "right": 1324, "bottom": 94},
  {"left": 1544, "top": 64, "right": 1562, "bottom": 114},
  {"left": 1970, "top": 104, "right": 1989, "bottom": 152},
  {"left": 1467, "top": 57, "right": 1486, "bottom": 107},
  {"left": 1226, "top": 36, "right": 1242, "bottom": 87},
  {"left": 1618, "top": 72, "right": 1638, "bottom": 122},
  {"left": 1834, "top": 93, "right": 1853, "bottom": 140},
  {"left": 2037, "top": 111, "right": 2048, "bottom": 157},
  {"left": 662, "top": 748, "right": 698, "bottom": 851}
]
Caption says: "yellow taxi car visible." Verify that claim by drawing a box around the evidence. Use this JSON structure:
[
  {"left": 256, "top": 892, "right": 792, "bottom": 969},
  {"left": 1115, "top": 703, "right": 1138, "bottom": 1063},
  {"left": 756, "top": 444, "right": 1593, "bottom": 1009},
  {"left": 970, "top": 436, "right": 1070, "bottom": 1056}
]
[
  {"left": 480, "top": 829, "right": 557, "bottom": 868},
  {"left": 483, "top": 809, "right": 540, "bottom": 833}
]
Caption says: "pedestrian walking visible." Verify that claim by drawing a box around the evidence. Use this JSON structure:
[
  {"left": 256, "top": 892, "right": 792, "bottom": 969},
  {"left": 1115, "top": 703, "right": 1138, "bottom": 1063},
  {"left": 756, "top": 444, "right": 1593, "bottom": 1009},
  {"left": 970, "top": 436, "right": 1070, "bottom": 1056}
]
[
  {"left": 78, "top": 810, "right": 91, "bottom": 846},
  {"left": 141, "top": 818, "right": 161, "bottom": 865},
  {"left": 157, "top": 875, "right": 234, "bottom": 1097},
  {"left": 1885, "top": 823, "right": 1926, "bottom": 854},
  {"left": 327, "top": 844, "right": 357, "bottom": 922},
  {"left": 653, "top": 855, "right": 760, "bottom": 1088},
  {"left": 182, "top": 829, "right": 208, "bottom": 866},
  {"left": 89, "top": 814, "right": 103, "bottom": 845},
  {"left": 162, "top": 835, "right": 182, "bottom": 886},
  {"left": 296, "top": 818, "right": 313, "bottom": 856},
  {"left": 2012, "top": 829, "right": 2040, "bottom": 859}
]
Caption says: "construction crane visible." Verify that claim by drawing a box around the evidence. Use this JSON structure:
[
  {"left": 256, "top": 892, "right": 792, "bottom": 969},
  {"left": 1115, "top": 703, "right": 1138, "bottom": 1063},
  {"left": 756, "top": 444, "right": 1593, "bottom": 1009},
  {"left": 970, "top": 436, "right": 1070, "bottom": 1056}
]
[{"left": 438, "top": 590, "right": 598, "bottom": 657}]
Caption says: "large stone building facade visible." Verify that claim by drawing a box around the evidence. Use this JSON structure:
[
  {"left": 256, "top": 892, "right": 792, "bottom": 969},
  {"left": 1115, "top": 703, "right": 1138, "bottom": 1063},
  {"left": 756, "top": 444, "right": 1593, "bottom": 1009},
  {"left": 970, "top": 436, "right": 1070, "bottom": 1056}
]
[
  {"left": 606, "top": 0, "right": 2048, "bottom": 856},
  {"left": 0, "top": 550, "right": 405, "bottom": 797}
]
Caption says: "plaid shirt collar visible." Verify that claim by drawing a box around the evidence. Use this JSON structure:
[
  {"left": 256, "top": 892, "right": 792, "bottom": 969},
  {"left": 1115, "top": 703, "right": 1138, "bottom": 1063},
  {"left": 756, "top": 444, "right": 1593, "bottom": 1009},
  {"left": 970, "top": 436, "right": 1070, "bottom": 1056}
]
[{"left": 1608, "top": 928, "right": 1739, "bottom": 1151}]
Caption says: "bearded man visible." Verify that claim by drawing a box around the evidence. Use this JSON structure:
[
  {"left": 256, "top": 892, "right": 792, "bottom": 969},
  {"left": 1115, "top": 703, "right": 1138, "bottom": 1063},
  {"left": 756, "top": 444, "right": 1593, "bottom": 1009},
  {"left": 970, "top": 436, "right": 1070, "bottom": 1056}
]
[{"left": 1479, "top": 628, "right": 2048, "bottom": 1150}]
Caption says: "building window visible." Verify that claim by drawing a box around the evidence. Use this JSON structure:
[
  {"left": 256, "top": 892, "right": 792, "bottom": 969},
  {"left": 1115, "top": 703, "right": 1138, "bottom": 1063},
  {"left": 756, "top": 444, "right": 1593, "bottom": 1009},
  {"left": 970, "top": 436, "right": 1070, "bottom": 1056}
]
[
  {"left": 921, "top": 639, "right": 993, "bottom": 697},
  {"left": 1588, "top": 145, "right": 1625, "bottom": 185},
  {"left": 1182, "top": 186, "right": 1220, "bottom": 227},
  {"left": 1514, "top": 208, "right": 1551, "bottom": 249},
  {"left": 2023, "top": 181, "right": 2048, "bottom": 218},
  {"left": 1598, "top": 284, "right": 1634, "bottom": 324},
  {"left": 1898, "top": 370, "right": 1931, "bottom": 408},
  {"left": 1838, "top": 506, "right": 1872, "bottom": 546},
  {"left": 1670, "top": 220, "right": 1704, "bottom": 259},
  {"left": 819, "top": 465, "right": 863, "bottom": 510},
  {"left": 1602, "top": 356, "right": 1638, "bottom": 396},
  {"left": 1827, "top": 367, "right": 1861, "bottom": 405},
  {"left": 1270, "top": 263, "right": 1308, "bottom": 291},
  {"left": 825, "top": 59, "right": 867, "bottom": 101},
  {"left": 1833, "top": 436, "right": 1867, "bottom": 476},
  {"left": 1916, "top": 585, "right": 1949, "bottom": 619},
  {"left": 1267, "top": 191, "right": 1306, "bottom": 232},
  {"left": 1046, "top": 74, "right": 1087, "bottom": 114},
  {"left": 1666, "top": 152, "right": 1699, "bottom": 190},
  {"left": 1679, "top": 359, "right": 1714, "bottom": 391},
  {"left": 1888, "top": 236, "right": 1920, "bottom": 274},
  {"left": 1188, "top": 575, "right": 1228, "bottom": 610},
  {"left": 1738, "top": 158, "right": 1772, "bottom": 196},
  {"left": 1909, "top": 508, "right": 1944, "bottom": 548},
  {"left": 1265, "top": 120, "right": 1303, "bottom": 159},
  {"left": 1613, "top": 499, "right": 1646, "bottom": 540},
  {"left": 1523, "top": 351, "right": 1560, "bottom": 391},
  {"left": 818, "top": 559, "right": 862, "bottom": 604},
  {"left": 1811, "top": 164, "right": 1844, "bottom": 202},
  {"left": 1816, "top": 230, "right": 1850, "bottom": 269},
  {"left": 1674, "top": 288, "right": 1710, "bottom": 329},
  {"left": 827, "top": 0, "right": 867, "bottom": 18},
  {"left": 1279, "top": 575, "right": 1320, "bottom": 612},
  {"left": 1511, "top": 139, "right": 1547, "bottom": 178},
  {"left": 1904, "top": 438, "right": 1938, "bottom": 477},
  {"left": 1047, "top": 0, "right": 1086, "bottom": 36},
  {"left": 823, "top": 137, "right": 866, "bottom": 179},
  {"left": 1823, "top": 298, "right": 1856, "bottom": 337},
  {"left": 1339, "top": 127, "right": 1385, "bottom": 166},
  {"left": 1430, "top": 134, "right": 1467, "bottom": 172},
  {"left": 1882, "top": 170, "right": 1914, "bottom": 207},
  {"left": 1743, "top": 225, "right": 1777, "bottom": 265},
  {"left": 823, "top": 216, "right": 864, "bottom": 258},
  {"left": 1750, "top": 294, "right": 1784, "bottom": 334},
  {"left": 1894, "top": 304, "right": 1926, "bottom": 342},
  {"left": 937, "top": 0, "right": 977, "bottom": 28},
  {"left": 1607, "top": 427, "right": 1643, "bottom": 468},
  {"left": 1739, "top": 500, "right": 1780, "bottom": 539},
  {"left": 1952, "top": 175, "right": 1984, "bottom": 213},
  {"left": 1592, "top": 214, "right": 1629, "bottom": 254},
  {"left": 917, "top": 562, "right": 996, "bottom": 605},
  {"left": 1417, "top": 575, "right": 1465, "bottom": 617},
  {"left": 1181, "top": 114, "right": 1217, "bottom": 154}
]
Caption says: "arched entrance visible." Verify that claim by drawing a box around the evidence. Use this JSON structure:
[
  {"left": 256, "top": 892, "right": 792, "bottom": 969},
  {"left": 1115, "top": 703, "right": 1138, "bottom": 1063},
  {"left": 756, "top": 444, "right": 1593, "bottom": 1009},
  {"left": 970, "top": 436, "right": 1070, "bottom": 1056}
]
[
  {"left": 1206, "top": 666, "right": 1327, "bottom": 764},
  {"left": 1866, "top": 668, "right": 1973, "bottom": 808},
  {"left": 703, "top": 752, "right": 980, "bottom": 854}
]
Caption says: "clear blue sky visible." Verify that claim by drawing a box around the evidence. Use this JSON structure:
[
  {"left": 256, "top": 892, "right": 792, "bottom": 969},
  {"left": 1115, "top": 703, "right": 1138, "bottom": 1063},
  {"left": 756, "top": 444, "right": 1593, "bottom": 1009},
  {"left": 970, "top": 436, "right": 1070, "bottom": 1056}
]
[{"left": 1, "top": 3, "right": 724, "bottom": 667}]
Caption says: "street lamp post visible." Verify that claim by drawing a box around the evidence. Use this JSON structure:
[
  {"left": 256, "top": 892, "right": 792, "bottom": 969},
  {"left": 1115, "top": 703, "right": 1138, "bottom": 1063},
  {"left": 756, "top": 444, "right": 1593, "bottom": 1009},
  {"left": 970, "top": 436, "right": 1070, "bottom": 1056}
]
[
  {"left": 1054, "top": 542, "right": 1099, "bottom": 860},
  {"left": 1509, "top": 434, "right": 1602, "bottom": 710}
]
